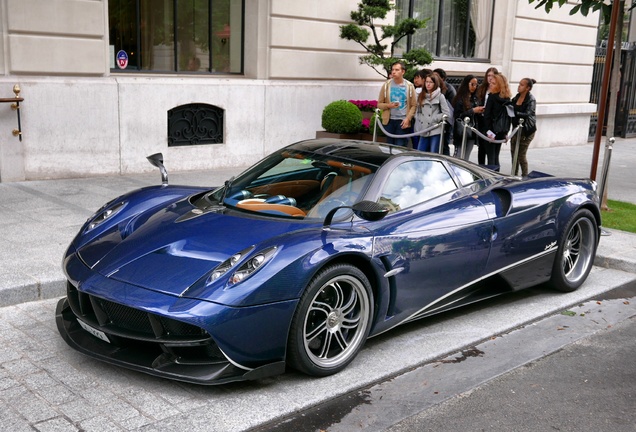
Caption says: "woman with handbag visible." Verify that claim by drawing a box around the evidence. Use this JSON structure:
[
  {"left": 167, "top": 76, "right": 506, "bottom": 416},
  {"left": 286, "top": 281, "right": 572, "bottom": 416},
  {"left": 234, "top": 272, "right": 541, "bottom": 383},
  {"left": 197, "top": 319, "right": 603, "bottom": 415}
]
[
  {"left": 510, "top": 78, "right": 537, "bottom": 176},
  {"left": 452, "top": 75, "right": 484, "bottom": 160},
  {"left": 483, "top": 73, "right": 512, "bottom": 170}
]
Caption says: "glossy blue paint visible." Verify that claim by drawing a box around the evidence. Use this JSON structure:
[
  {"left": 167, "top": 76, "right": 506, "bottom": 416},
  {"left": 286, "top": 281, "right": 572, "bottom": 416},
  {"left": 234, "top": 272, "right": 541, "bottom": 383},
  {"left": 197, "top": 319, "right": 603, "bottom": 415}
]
[{"left": 56, "top": 139, "right": 601, "bottom": 384}]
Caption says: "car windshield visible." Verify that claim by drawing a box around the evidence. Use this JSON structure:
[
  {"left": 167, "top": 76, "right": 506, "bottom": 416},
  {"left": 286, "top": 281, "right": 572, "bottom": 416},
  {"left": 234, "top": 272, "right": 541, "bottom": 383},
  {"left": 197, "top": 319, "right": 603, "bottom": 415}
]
[{"left": 217, "top": 149, "right": 377, "bottom": 220}]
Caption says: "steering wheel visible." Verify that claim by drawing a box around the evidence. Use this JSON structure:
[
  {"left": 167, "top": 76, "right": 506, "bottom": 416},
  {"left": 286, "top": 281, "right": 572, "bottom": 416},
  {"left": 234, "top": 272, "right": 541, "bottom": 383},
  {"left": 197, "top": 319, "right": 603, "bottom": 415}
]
[{"left": 314, "top": 191, "right": 359, "bottom": 218}]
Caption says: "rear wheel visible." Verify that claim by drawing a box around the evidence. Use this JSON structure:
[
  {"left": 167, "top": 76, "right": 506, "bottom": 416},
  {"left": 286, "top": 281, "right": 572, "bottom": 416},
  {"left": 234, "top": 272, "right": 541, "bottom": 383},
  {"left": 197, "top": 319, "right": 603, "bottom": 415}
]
[
  {"left": 548, "top": 209, "right": 598, "bottom": 292},
  {"left": 287, "top": 264, "right": 373, "bottom": 376}
]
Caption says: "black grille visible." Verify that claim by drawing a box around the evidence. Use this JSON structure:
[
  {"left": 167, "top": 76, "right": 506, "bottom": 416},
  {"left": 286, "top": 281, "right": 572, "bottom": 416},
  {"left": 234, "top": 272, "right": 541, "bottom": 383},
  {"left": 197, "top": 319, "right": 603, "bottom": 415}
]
[
  {"left": 66, "top": 281, "right": 207, "bottom": 341},
  {"left": 97, "top": 298, "right": 154, "bottom": 333}
]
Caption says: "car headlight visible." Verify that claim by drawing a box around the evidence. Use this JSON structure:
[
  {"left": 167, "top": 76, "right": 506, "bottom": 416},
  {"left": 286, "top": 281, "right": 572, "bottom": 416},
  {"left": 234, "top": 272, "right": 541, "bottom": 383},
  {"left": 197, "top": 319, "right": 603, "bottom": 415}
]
[
  {"left": 85, "top": 201, "right": 126, "bottom": 232},
  {"left": 208, "top": 246, "right": 278, "bottom": 287}
]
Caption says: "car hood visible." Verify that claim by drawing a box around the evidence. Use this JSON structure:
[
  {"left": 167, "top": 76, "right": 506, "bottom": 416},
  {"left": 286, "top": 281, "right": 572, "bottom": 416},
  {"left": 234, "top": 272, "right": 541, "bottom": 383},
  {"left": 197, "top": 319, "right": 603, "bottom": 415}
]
[{"left": 76, "top": 199, "right": 307, "bottom": 298}]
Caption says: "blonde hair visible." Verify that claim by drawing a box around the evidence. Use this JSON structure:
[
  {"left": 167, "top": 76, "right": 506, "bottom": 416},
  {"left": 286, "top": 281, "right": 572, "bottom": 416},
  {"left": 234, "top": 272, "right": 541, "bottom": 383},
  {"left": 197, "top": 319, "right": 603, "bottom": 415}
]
[{"left": 492, "top": 74, "right": 512, "bottom": 99}]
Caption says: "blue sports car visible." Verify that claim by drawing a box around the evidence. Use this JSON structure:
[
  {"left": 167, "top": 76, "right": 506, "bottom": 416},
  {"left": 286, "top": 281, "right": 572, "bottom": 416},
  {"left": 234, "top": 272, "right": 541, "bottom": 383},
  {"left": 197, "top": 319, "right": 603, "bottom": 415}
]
[{"left": 56, "top": 139, "right": 601, "bottom": 385}]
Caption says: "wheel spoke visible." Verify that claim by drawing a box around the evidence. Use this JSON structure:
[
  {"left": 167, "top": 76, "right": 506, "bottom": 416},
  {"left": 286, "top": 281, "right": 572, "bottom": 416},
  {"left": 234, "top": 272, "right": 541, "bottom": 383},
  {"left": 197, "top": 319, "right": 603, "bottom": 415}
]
[
  {"left": 309, "top": 300, "right": 332, "bottom": 316},
  {"left": 318, "top": 331, "right": 334, "bottom": 358},
  {"left": 340, "top": 289, "right": 357, "bottom": 315},
  {"left": 331, "top": 282, "right": 345, "bottom": 309},
  {"left": 569, "top": 227, "right": 581, "bottom": 245},
  {"left": 333, "top": 328, "right": 349, "bottom": 351},
  {"left": 565, "top": 258, "right": 572, "bottom": 274},
  {"left": 305, "top": 319, "right": 328, "bottom": 343},
  {"left": 341, "top": 313, "right": 360, "bottom": 329}
]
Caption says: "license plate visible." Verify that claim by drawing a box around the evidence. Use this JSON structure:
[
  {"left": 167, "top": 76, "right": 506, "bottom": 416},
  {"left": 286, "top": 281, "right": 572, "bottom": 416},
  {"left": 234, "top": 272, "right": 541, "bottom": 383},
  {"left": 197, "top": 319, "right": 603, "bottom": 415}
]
[{"left": 78, "top": 319, "right": 111, "bottom": 343}]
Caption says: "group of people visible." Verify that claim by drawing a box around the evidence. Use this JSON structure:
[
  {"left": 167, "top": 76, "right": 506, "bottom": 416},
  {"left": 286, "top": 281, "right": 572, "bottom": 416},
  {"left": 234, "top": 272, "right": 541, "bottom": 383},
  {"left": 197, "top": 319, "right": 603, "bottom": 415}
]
[{"left": 377, "top": 61, "right": 537, "bottom": 176}]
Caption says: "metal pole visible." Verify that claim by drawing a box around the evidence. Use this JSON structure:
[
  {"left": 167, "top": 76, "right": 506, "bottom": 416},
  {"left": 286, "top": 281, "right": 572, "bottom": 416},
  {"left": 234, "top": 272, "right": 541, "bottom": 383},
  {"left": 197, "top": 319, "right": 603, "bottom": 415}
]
[
  {"left": 460, "top": 116, "right": 469, "bottom": 160},
  {"left": 591, "top": 0, "right": 621, "bottom": 181},
  {"left": 438, "top": 115, "right": 447, "bottom": 154},
  {"left": 597, "top": 137, "right": 614, "bottom": 205},
  {"left": 373, "top": 109, "right": 379, "bottom": 142},
  {"left": 511, "top": 118, "right": 524, "bottom": 176}
]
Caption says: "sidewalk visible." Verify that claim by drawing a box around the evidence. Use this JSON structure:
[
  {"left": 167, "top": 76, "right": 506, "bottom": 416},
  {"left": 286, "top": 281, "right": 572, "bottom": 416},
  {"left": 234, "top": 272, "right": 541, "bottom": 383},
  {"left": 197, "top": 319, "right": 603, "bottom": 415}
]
[{"left": 0, "top": 138, "right": 635, "bottom": 308}]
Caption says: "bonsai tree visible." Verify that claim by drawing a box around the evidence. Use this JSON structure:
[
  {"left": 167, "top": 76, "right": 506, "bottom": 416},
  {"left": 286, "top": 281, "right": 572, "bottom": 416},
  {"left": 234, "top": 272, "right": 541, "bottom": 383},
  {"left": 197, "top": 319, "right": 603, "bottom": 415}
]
[
  {"left": 322, "top": 100, "right": 364, "bottom": 134},
  {"left": 340, "top": 0, "right": 433, "bottom": 79}
]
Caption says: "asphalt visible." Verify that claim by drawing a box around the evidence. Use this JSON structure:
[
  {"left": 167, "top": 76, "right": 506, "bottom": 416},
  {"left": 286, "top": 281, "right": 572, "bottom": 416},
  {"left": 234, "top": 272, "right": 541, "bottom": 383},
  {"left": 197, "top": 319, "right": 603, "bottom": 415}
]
[{"left": 0, "top": 137, "right": 635, "bottom": 431}]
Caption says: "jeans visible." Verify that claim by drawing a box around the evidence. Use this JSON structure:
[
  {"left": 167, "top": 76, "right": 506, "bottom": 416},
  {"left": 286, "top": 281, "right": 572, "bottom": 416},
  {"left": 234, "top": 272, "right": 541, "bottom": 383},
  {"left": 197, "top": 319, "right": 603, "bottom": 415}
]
[
  {"left": 417, "top": 135, "right": 441, "bottom": 153},
  {"left": 385, "top": 119, "right": 409, "bottom": 147}
]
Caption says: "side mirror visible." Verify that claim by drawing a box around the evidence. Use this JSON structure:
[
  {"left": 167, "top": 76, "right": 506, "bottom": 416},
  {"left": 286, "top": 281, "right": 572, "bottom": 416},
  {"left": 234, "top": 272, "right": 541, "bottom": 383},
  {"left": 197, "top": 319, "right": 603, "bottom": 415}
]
[
  {"left": 146, "top": 153, "right": 168, "bottom": 185},
  {"left": 323, "top": 200, "right": 388, "bottom": 228}
]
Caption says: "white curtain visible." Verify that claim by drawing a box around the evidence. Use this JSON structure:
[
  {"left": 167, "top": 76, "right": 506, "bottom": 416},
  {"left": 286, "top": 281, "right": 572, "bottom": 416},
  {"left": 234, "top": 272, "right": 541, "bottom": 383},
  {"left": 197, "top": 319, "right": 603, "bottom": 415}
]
[{"left": 470, "top": 0, "right": 493, "bottom": 59}]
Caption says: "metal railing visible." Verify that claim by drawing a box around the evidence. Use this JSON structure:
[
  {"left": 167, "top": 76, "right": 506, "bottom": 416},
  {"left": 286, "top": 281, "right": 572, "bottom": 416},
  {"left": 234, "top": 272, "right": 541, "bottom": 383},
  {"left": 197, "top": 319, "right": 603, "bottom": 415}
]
[{"left": 0, "top": 84, "right": 23, "bottom": 141}]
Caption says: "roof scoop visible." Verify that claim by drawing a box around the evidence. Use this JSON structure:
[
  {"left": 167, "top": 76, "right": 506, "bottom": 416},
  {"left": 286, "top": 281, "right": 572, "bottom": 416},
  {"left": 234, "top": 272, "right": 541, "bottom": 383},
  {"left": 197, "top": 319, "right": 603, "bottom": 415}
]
[{"left": 147, "top": 153, "right": 168, "bottom": 185}]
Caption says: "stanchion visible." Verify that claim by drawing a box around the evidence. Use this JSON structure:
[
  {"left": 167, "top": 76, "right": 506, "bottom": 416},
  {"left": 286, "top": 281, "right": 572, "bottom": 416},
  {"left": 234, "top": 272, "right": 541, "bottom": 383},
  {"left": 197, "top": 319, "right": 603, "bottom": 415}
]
[
  {"left": 438, "top": 115, "right": 448, "bottom": 154},
  {"left": 372, "top": 109, "right": 378, "bottom": 142},
  {"left": 460, "top": 117, "right": 470, "bottom": 160},
  {"left": 598, "top": 137, "right": 614, "bottom": 207},
  {"left": 598, "top": 137, "right": 614, "bottom": 237},
  {"left": 511, "top": 118, "right": 524, "bottom": 176}
]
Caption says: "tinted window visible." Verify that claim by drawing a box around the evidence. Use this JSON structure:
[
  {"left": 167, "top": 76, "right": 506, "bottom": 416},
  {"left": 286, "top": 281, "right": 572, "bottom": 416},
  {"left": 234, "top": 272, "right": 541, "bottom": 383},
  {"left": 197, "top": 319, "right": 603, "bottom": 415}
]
[
  {"left": 450, "top": 163, "right": 481, "bottom": 186},
  {"left": 379, "top": 160, "right": 457, "bottom": 212}
]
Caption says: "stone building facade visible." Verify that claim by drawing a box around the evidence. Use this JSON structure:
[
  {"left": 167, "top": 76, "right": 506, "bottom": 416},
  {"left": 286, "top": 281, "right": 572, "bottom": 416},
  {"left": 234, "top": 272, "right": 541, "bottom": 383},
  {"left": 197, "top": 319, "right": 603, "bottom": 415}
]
[{"left": 0, "top": 0, "right": 599, "bottom": 181}]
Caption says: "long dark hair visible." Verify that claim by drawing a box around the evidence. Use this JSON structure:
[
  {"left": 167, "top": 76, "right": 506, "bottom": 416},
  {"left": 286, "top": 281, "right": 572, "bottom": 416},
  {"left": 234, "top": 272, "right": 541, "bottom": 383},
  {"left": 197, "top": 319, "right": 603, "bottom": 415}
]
[
  {"left": 418, "top": 72, "right": 442, "bottom": 104},
  {"left": 452, "top": 74, "right": 477, "bottom": 110},
  {"left": 477, "top": 67, "right": 498, "bottom": 101}
]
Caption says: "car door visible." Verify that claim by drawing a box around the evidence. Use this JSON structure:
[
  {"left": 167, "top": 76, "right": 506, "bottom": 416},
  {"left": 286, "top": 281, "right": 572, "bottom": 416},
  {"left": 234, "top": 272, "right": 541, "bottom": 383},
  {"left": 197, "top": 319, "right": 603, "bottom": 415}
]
[{"left": 369, "top": 159, "right": 493, "bottom": 325}]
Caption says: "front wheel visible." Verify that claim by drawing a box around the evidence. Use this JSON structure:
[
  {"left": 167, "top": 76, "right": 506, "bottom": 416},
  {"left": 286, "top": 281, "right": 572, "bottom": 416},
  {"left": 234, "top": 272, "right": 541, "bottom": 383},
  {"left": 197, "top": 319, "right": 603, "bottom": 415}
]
[
  {"left": 287, "top": 264, "right": 373, "bottom": 376},
  {"left": 548, "top": 209, "right": 598, "bottom": 292}
]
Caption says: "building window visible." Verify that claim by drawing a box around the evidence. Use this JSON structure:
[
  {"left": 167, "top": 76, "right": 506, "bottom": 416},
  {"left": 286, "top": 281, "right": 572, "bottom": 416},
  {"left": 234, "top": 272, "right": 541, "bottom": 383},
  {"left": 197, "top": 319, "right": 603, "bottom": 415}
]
[
  {"left": 395, "top": 0, "right": 494, "bottom": 60},
  {"left": 109, "top": 0, "right": 244, "bottom": 73}
]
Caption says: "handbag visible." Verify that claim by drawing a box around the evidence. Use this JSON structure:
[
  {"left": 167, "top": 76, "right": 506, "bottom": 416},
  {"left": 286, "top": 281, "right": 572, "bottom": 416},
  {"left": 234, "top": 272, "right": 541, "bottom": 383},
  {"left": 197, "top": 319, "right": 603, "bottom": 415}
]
[{"left": 454, "top": 117, "right": 474, "bottom": 139}]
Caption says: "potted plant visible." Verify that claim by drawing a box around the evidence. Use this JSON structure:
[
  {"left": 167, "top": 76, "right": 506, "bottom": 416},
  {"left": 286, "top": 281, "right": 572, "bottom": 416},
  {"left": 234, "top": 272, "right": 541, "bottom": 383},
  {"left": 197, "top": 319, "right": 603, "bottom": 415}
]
[
  {"left": 317, "top": 100, "right": 363, "bottom": 138},
  {"left": 316, "top": 100, "right": 385, "bottom": 142}
]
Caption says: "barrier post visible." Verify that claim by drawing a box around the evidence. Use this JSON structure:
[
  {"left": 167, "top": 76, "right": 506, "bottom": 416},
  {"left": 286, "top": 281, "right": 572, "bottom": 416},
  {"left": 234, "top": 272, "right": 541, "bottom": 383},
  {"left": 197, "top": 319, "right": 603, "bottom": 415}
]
[
  {"left": 438, "top": 115, "right": 448, "bottom": 154},
  {"left": 511, "top": 118, "right": 524, "bottom": 176},
  {"left": 460, "top": 117, "right": 470, "bottom": 160},
  {"left": 373, "top": 109, "right": 380, "bottom": 142},
  {"left": 597, "top": 136, "right": 614, "bottom": 205}
]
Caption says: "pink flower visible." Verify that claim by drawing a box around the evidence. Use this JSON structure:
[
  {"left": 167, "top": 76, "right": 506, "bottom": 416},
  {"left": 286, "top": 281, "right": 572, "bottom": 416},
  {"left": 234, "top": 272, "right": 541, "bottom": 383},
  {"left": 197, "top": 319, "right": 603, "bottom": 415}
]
[
  {"left": 361, "top": 118, "right": 371, "bottom": 132},
  {"left": 348, "top": 99, "right": 378, "bottom": 112}
]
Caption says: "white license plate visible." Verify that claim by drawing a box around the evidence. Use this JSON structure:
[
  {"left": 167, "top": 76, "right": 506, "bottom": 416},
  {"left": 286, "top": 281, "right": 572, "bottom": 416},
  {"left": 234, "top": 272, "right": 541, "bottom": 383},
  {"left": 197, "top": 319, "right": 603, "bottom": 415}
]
[{"left": 78, "top": 319, "right": 111, "bottom": 343}]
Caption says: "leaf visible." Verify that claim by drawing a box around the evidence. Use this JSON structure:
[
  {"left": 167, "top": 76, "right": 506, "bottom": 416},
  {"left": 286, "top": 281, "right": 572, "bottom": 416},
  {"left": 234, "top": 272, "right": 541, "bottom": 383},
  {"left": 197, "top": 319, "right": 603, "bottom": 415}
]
[{"left": 560, "top": 310, "right": 577, "bottom": 316}]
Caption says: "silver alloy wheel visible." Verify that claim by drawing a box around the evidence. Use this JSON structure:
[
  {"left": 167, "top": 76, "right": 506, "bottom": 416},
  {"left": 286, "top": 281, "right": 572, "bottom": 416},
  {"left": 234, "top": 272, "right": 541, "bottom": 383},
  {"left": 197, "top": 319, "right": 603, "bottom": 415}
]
[
  {"left": 562, "top": 216, "right": 596, "bottom": 285},
  {"left": 302, "top": 274, "right": 371, "bottom": 368}
]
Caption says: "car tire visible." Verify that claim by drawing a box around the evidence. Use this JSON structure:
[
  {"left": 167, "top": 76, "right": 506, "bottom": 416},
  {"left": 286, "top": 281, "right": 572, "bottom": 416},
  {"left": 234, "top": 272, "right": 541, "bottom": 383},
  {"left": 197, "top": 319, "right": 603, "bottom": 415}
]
[
  {"left": 287, "top": 264, "right": 373, "bottom": 376},
  {"left": 548, "top": 208, "right": 598, "bottom": 292}
]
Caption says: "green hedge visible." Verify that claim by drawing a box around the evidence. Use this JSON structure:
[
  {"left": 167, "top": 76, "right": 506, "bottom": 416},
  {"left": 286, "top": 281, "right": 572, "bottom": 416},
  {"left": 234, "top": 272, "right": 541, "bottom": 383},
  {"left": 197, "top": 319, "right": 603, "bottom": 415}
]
[{"left": 321, "top": 100, "right": 363, "bottom": 134}]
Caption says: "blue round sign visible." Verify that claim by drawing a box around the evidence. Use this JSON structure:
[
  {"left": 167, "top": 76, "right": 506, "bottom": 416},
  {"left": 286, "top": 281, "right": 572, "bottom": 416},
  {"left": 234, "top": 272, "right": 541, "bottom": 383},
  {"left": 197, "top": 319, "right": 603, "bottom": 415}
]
[{"left": 116, "top": 50, "right": 129, "bottom": 69}]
